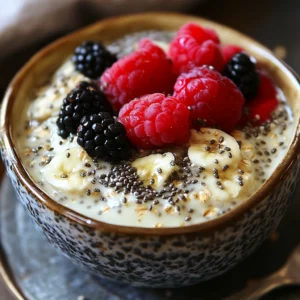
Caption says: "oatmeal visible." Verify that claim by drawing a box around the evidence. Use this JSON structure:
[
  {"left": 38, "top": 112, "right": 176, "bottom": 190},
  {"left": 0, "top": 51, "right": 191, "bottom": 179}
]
[{"left": 14, "top": 30, "right": 294, "bottom": 227}]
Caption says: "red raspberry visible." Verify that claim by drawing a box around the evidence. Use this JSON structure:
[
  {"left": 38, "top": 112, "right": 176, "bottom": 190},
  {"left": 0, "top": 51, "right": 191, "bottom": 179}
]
[
  {"left": 256, "top": 71, "right": 277, "bottom": 99},
  {"left": 221, "top": 44, "right": 244, "bottom": 65},
  {"left": 169, "top": 23, "right": 223, "bottom": 75},
  {"left": 245, "top": 72, "right": 278, "bottom": 125},
  {"left": 118, "top": 93, "right": 190, "bottom": 149},
  {"left": 100, "top": 39, "right": 175, "bottom": 111},
  {"left": 247, "top": 97, "right": 278, "bottom": 124},
  {"left": 176, "top": 22, "right": 220, "bottom": 44},
  {"left": 173, "top": 66, "right": 245, "bottom": 132}
]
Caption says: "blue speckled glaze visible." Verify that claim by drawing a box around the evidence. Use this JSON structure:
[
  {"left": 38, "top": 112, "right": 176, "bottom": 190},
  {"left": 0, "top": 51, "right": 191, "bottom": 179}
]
[{"left": 1, "top": 138, "right": 299, "bottom": 287}]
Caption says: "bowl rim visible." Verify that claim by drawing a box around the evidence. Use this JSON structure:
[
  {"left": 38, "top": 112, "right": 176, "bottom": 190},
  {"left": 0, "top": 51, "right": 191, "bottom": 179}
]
[{"left": 1, "top": 12, "right": 300, "bottom": 236}]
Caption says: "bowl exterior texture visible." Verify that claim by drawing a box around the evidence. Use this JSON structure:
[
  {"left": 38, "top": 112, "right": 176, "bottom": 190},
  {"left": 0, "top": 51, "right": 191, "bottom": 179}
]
[{"left": 1, "top": 144, "right": 299, "bottom": 287}]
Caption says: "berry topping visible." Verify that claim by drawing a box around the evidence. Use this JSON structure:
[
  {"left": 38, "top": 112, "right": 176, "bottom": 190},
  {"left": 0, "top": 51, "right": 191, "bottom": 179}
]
[
  {"left": 221, "top": 44, "right": 243, "bottom": 65},
  {"left": 169, "top": 22, "right": 223, "bottom": 75},
  {"left": 173, "top": 66, "right": 245, "bottom": 132},
  {"left": 256, "top": 71, "right": 277, "bottom": 99},
  {"left": 72, "top": 41, "right": 116, "bottom": 79},
  {"left": 57, "top": 81, "right": 111, "bottom": 138},
  {"left": 223, "top": 52, "right": 260, "bottom": 100},
  {"left": 100, "top": 39, "right": 175, "bottom": 112},
  {"left": 244, "top": 72, "right": 278, "bottom": 125},
  {"left": 118, "top": 93, "right": 190, "bottom": 149},
  {"left": 247, "top": 97, "right": 278, "bottom": 125},
  {"left": 77, "top": 112, "right": 131, "bottom": 161}
]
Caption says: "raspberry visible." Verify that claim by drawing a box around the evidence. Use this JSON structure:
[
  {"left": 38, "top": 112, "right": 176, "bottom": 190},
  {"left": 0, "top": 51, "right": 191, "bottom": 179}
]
[
  {"left": 100, "top": 39, "right": 175, "bottom": 112},
  {"left": 169, "top": 22, "right": 223, "bottom": 75},
  {"left": 244, "top": 72, "right": 278, "bottom": 125},
  {"left": 221, "top": 44, "right": 243, "bottom": 65},
  {"left": 176, "top": 22, "right": 220, "bottom": 44},
  {"left": 118, "top": 93, "right": 190, "bottom": 149},
  {"left": 173, "top": 66, "right": 245, "bottom": 132},
  {"left": 247, "top": 97, "right": 278, "bottom": 124},
  {"left": 256, "top": 71, "right": 277, "bottom": 99}
]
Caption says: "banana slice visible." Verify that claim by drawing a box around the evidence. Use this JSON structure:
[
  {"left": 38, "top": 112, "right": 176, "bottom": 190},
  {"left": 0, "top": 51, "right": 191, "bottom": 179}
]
[
  {"left": 132, "top": 152, "right": 178, "bottom": 190},
  {"left": 55, "top": 60, "right": 77, "bottom": 77},
  {"left": 231, "top": 130, "right": 256, "bottom": 160},
  {"left": 42, "top": 146, "right": 93, "bottom": 192},
  {"left": 188, "top": 128, "right": 256, "bottom": 202},
  {"left": 28, "top": 61, "right": 87, "bottom": 121},
  {"left": 47, "top": 117, "right": 78, "bottom": 151},
  {"left": 188, "top": 128, "right": 241, "bottom": 169}
]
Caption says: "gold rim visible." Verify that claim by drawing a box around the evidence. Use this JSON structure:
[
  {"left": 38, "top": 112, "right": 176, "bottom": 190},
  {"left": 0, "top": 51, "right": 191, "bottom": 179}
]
[
  {"left": 0, "top": 163, "right": 27, "bottom": 300},
  {"left": 1, "top": 12, "right": 300, "bottom": 236},
  {"left": 0, "top": 245, "right": 27, "bottom": 300}
]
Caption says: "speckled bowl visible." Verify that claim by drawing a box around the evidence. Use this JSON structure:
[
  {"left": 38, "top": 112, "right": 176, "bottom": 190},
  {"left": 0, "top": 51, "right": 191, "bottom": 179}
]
[{"left": 1, "top": 13, "right": 300, "bottom": 288}]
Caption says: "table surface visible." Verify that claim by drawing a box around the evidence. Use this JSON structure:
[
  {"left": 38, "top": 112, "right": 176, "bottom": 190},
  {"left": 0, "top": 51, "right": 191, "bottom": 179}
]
[{"left": 1, "top": 0, "right": 300, "bottom": 299}]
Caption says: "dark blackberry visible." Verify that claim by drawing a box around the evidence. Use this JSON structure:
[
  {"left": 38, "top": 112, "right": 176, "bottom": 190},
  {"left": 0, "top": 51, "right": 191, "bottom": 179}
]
[
  {"left": 223, "top": 52, "right": 260, "bottom": 100},
  {"left": 72, "top": 41, "right": 116, "bottom": 79},
  {"left": 57, "top": 81, "right": 111, "bottom": 138},
  {"left": 77, "top": 112, "right": 131, "bottom": 162}
]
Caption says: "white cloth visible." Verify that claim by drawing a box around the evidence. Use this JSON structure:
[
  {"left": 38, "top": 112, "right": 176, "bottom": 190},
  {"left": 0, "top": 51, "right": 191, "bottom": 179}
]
[{"left": 0, "top": 0, "right": 198, "bottom": 58}]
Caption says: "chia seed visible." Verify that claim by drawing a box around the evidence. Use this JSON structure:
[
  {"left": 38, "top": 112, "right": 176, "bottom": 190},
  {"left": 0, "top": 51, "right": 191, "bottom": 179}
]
[
  {"left": 153, "top": 199, "right": 159, "bottom": 205},
  {"left": 222, "top": 165, "right": 229, "bottom": 171},
  {"left": 271, "top": 148, "right": 277, "bottom": 154}
]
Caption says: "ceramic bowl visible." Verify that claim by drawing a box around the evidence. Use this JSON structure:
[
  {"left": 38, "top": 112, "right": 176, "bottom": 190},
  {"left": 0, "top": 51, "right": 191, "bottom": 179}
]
[{"left": 1, "top": 13, "right": 300, "bottom": 288}]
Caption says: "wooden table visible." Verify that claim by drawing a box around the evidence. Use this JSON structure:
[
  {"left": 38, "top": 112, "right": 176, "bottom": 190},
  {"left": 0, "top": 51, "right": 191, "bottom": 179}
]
[{"left": 1, "top": 0, "right": 300, "bottom": 298}]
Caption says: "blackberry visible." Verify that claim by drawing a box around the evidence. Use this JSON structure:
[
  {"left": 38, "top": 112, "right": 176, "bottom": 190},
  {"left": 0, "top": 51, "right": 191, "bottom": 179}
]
[
  {"left": 57, "top": 81, "right": 111, "bottom": 138},
  {"left": 72, "top": 41, "right": 116, "bottom": 79},
  {"left": 223, "top": 52, "right": 260, "bottom": 100},
  {"left": 77, "top": 112, "right": 131, "bottom": 162}
]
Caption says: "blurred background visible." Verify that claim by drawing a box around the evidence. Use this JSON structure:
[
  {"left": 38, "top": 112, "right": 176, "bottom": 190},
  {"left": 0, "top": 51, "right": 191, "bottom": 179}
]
[
  {"left": 1, "top": 0, "right": 300, "bottom": 98},
  {"left": 1, "top": 0, "right": 300, "bottom": 299}
]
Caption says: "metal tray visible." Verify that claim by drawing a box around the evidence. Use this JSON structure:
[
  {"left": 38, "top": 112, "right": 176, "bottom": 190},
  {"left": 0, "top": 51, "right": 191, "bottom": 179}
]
[{"left": 1, "top": 174, "right": 300, "bottom": 300}]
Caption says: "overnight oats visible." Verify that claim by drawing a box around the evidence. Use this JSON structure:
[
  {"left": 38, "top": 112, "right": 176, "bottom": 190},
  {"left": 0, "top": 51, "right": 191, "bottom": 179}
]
[{"left": 14, "top": 23, "right": 294, "bottom": 228}]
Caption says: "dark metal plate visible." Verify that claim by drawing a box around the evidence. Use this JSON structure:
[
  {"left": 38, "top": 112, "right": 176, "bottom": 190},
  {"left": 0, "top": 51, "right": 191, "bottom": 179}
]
[{"left": 1, "top": 175, "right": 300, "bottom": 300}]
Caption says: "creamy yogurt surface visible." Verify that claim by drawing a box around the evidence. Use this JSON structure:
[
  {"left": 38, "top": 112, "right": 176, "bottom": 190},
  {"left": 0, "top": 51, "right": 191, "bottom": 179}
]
[{"left": 14, "top": 31, "right": 294, "bottom": 227}]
